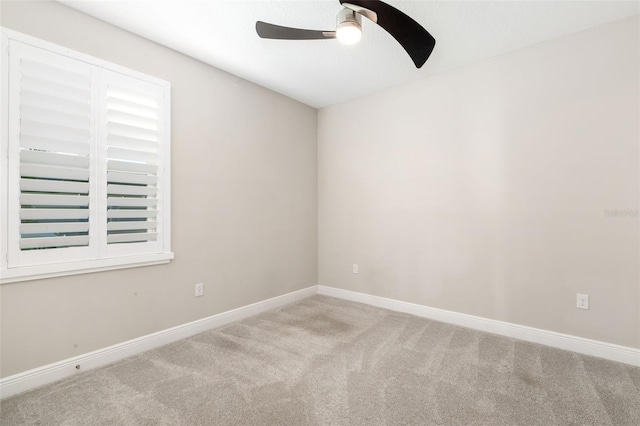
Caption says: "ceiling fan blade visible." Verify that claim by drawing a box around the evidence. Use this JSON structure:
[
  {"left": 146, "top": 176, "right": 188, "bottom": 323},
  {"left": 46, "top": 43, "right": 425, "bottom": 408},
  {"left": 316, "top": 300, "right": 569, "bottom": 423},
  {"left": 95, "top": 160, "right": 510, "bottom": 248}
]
[
  {"left": 256, "top": 21, "right": 336, "bottom": 40},
  {"left": 341, "top": 0, "right": 436, "bottom": 68}
]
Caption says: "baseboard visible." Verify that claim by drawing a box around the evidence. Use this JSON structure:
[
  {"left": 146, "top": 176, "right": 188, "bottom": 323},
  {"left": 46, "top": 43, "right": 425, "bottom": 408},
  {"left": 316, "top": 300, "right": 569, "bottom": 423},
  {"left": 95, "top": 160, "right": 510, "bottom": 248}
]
[
  {"left": 317, "top": 285, "right": 640, "bottom": 367},
  {"left": 0, "top": 285, "right": 317, "bottom": 400},
  {"left": 3, "top": 284, "right": 638, "bottom": 399}
]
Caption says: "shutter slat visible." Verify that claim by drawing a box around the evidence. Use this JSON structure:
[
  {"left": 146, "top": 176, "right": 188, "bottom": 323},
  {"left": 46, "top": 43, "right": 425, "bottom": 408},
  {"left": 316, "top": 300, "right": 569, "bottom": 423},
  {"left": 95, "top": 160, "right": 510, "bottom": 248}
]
[
  {"left": 21, "top": 58, "right": 90, "bottom": 89},
  {"left": 106, "top": 97, "right": 158, "bottom": 120},
  {"left": 106, "top": 134, "right": 158, "bottom": 153},
  {"left": 21, "top": 222, "right": 89, "bottom": 235},
  {"left": 107, "top": 197, "right": 156, "bottom": 208},
  {"left": 21, "top": 150, "right": 89, "bottom": 168},
  {"left": 107, "top": 146, "right": 157, "bottom": 164},
  {"left": 107, "top": 110, "right": 158, "bottom": 131},
  {"left": 21, "top": 208, "right": 89, "bottom": 220},
  {"left": 107, "top": 209, "right": 157, "bottom": 219},
  {"left": 20, "top": 235, "right": 89, "bottom": 250},
  {"left": 107, "top": 184, "right": 157, "bottom": 196},
  {"left": 21, "top": 193, "right": 89, "bottom": 207},
  {"left": 107, "top": 221, "right": 157, "bottom": 231},
  {"left": 20, "top": 178, "right": 89, "bottom": 194},
  {"left": 21, "top": 105, "right": 90, "bottom": 131},
  {"left": 107, "top": 159, "right": 157, "bottom": 175},
  {"left": 107, "top": 122, "right": 157, "bottom": 142},
  {"left": 22, "top": 89, "right": 90, "bottom": 117},
  {"left": 20, "top": 134, "right": 90, "bottom": 156},
  {"left": 21, "top": 164, "right": 89, "bottom": 181},
  {"left": 107, "top": 233, "right": 157, "bottom": 244},
  {"left": 22, "top": 119, "right": 90, "bottom": 143},
  {"left": 107, "top": 171, "right": 157, "bottom": 185},
  {"left": 107, "top": 86, "right": 158, "bottom": 108},
  {"left": 21, "top": 75, "right": 90, "bottom": 103}
]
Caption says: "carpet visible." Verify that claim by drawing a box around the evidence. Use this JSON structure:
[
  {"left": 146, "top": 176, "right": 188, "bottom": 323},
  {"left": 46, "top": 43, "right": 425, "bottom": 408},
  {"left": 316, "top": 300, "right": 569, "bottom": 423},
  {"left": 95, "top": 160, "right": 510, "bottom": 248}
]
[{"left": 1, "top": 295, "right": 639, "bottom": 425}]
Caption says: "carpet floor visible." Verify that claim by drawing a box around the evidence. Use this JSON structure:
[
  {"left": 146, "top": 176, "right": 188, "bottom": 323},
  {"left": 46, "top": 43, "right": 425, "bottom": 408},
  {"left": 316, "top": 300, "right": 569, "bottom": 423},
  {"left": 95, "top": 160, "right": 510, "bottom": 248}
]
[{"left": 1, "top": 295, "right": 639, "bottom": 425}]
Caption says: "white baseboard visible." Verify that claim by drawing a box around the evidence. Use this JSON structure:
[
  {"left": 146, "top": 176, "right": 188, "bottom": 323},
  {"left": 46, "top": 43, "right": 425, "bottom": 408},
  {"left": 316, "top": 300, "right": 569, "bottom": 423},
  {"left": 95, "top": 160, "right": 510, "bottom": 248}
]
[
  {"left": 318, "top": 285, "right": 640, "bottom": 367},
  {"left": 0, "top": 285, "right": 317, "bottom": 400},
  {"left": 3, "top": 284, "right": 638, "bottom": 400}
]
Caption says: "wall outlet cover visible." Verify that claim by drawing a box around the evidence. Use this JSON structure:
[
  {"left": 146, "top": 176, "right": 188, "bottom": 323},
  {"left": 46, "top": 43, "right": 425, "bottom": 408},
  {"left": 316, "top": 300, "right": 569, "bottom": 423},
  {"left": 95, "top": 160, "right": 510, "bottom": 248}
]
[
  {"left": 577, "top": 293, "right": 589, "bottom": 310},
  {"left": 195, "top": 283, "right": 204, "bottom": 297}
]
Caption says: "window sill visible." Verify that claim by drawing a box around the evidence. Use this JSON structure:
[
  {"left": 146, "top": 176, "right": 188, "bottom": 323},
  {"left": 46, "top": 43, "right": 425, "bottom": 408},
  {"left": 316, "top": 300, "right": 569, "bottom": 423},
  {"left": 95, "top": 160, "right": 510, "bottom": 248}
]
[{"left": 0, "top": 252, "right": 175, "bottom": 284}]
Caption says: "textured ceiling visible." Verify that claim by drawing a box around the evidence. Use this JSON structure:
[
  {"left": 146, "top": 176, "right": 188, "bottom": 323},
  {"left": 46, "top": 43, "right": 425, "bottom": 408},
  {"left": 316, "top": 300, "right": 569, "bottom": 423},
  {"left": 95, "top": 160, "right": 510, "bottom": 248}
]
[{"left": 59, "top": 0, "right": 639, "bottom": 108}]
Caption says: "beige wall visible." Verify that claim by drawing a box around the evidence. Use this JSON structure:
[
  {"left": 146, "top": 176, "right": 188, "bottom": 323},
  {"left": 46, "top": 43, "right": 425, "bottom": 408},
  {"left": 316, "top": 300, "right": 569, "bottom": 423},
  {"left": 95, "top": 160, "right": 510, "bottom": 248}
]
[
  {"left": 0, "top": 1, "right": 317, "bottom": 377},
  {"left": 319, "top": 16, "right": 640, "bottom": 348}
]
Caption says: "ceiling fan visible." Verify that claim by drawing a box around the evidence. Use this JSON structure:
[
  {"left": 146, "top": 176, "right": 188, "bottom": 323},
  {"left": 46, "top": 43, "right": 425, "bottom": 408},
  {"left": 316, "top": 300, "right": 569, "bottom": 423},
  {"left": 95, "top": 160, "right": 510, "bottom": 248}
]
[{"left": 256, "top": 0, "right": 436, "bottom": 69}]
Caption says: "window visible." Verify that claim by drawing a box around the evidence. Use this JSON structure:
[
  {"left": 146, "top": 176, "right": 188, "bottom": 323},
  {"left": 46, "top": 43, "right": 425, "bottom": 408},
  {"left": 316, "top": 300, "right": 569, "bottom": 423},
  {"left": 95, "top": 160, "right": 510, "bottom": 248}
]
[{"left": 0, "top": 29, "right": 173, "bottom": 283}]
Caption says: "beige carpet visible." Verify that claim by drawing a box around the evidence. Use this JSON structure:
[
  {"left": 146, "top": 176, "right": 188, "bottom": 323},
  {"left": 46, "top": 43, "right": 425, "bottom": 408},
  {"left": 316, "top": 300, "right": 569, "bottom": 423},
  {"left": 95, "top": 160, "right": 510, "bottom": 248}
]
[{"left": 1, "top": 295, "right": 639, "bottom": 425}]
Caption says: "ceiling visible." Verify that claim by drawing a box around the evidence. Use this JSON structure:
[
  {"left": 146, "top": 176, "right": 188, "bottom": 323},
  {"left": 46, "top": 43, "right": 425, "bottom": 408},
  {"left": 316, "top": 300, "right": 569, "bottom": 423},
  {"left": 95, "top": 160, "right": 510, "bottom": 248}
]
[{"left": 59, "top": 0, "right": 639, "bottom": 109}]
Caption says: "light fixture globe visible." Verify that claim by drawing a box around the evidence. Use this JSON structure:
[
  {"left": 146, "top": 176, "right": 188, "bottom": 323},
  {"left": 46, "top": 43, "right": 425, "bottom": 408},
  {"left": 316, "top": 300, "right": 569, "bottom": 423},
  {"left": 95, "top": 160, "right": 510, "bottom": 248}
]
[
  {"left": 336, "top": 21, "right": 362, "bottom": 44},
  {"left": 336, "top": 9, "right": 362, "bottom": 45}
]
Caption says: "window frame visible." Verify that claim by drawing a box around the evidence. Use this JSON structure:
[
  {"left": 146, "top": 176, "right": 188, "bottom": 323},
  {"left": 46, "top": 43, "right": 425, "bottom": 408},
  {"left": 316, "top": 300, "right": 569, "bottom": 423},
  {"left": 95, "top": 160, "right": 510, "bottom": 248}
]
[{"left": 0, "top": 28, "right": 173, "bottom": 284}]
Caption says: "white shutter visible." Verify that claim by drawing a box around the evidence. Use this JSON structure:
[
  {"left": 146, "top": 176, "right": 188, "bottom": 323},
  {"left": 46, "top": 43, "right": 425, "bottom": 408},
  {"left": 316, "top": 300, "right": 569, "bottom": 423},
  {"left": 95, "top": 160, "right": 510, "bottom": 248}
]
[
  {"left": 102, "top": 71, "right": 165, "bottom": 256},
  {"left": 2, "top": 29, "right": 172, "bottom": 281},
  {"left": 7, "top": 41, "right": 96, "bottom": 267}
]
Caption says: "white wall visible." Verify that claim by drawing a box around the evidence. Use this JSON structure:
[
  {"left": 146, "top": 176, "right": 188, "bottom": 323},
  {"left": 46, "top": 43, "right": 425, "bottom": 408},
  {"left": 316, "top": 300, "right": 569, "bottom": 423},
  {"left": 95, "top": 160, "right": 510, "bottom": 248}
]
[
  {"left": 319, "top": 16, "right": 640, "bottom": 348},
  {"left": 0, "top": 1, "right": 317, "bottom": 377}
]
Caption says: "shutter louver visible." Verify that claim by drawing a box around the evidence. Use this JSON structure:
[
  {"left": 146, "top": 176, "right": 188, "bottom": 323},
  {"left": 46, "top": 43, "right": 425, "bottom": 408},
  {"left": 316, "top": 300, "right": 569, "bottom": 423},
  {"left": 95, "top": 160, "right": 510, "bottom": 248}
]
[
  {"left": 105, "top": 81, "right": 161, "bottom": 246},
  {"left": 18, "top": 54, "right": 92, "bottom": 251}
]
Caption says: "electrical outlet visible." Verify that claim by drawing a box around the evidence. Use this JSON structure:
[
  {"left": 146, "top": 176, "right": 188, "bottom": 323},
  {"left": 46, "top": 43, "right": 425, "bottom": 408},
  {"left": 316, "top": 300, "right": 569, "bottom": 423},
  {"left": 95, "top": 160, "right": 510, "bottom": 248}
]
[
  {"left": 195, "top": 283, "right": 204, "bottom": 297},
  {"left": 352, "top": 264, "right": 359, "bottom": 274},
  {"left": 576, "top": 293, "right": 589, "bottom": 310}
]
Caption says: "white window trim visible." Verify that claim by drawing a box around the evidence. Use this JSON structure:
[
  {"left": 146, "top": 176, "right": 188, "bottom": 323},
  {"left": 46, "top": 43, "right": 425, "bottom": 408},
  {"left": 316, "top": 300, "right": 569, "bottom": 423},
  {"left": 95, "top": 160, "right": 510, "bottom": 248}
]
[
  {"left": 0, "top": 28, "right": 173, "bottom": 284},
  {"left": 0, "top": 253, "right": 175, "bottom": 284}
]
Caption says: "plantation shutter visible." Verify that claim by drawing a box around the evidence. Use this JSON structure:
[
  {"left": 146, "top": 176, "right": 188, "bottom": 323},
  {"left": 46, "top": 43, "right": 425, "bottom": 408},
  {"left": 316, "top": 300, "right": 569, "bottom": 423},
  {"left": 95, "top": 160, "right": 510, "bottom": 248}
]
[
  {"left": 2, "top": 29, "right": 172, "bottom": 281},
  {"left": 103, "top": 71, "right": 165, "bottom": 255},
  {"left": 7, "top": 41, "right": 96, "bottom": 267}
]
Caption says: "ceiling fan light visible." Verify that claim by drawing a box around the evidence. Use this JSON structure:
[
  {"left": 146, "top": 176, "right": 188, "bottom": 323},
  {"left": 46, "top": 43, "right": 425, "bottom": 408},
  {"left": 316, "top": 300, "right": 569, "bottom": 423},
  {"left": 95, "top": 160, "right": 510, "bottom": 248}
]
[
  {"left": 336, "top": 21, "right": 362, "bottom": 45},
  {"left": 336, "top": 9, "right": 362, "bottom": 45}
]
